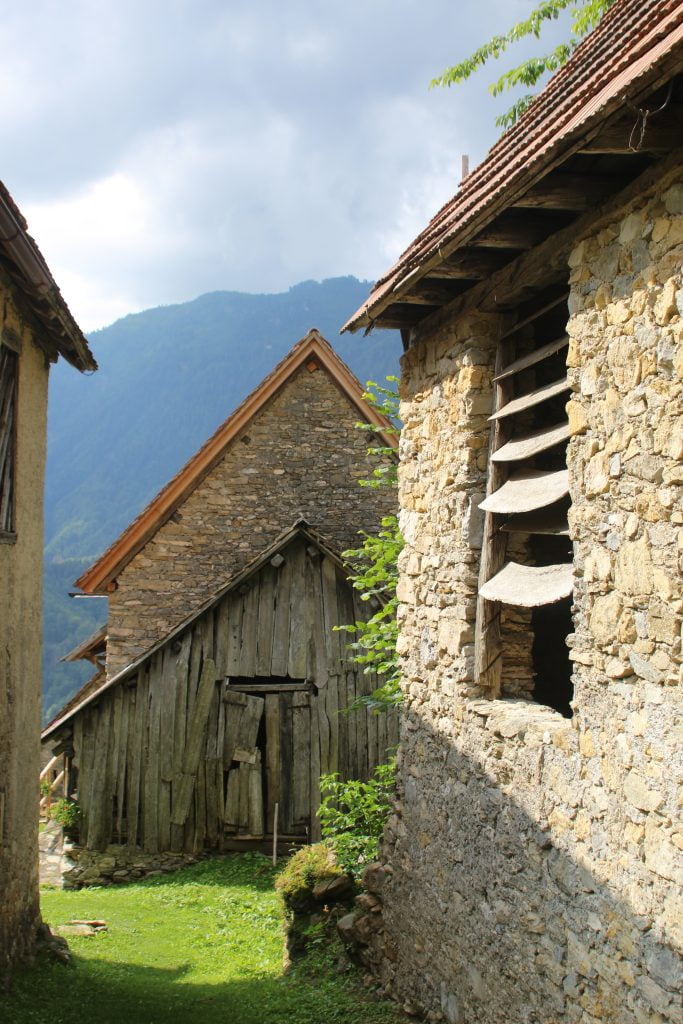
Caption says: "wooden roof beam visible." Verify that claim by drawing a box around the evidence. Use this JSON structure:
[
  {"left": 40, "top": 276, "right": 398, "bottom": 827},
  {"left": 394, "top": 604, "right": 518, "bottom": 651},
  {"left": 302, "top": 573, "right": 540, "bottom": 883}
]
[
  {"left": 426, "top": 248, "right": 511, "bottom": 281},
  {"left": 470, "top": 209, "right": 572, "bottom": 251},
  {"left": 578, "top": 106, "right": 683, "bottom": 154},
  {"left": 390, "top": 279, "right": 472, "bottom": 307},
  {"left": 512, "top": 172, "right": 618, "bottom": 211},
  {"left": 371, "top": 303, "right": 438, "bottom": 330}
]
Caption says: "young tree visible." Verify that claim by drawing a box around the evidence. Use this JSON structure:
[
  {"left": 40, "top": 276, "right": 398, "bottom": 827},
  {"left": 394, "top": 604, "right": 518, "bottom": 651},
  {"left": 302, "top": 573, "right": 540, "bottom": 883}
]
[
  {"left": 431, "top": 0, "right": 616, "bottom": 128},
  {"left": 338, "top": 380, "right": 403, "bottom": 712}
]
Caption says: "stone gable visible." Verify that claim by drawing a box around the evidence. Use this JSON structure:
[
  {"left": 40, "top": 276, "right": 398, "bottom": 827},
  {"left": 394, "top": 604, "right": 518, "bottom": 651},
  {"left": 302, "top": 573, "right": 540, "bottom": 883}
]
[{"left": 106, "top": 363, "right": 395, "bottom": 673}]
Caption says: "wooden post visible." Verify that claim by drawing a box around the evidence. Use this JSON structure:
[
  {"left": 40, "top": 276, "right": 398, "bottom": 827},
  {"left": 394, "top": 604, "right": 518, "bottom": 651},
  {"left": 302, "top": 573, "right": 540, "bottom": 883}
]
[{"left": 272, "top": 802, "right": 279, "bottom": 866}]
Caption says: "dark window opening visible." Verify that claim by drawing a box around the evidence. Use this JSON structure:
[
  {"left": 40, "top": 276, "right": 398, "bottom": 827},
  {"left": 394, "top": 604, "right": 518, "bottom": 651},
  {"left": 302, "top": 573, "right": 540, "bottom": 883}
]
[
  {"left": 476, "top": 280, "right": 574, "bottom": 716},
  {"left": 0, "top": 345, "right": 18, "bottom": 536}
]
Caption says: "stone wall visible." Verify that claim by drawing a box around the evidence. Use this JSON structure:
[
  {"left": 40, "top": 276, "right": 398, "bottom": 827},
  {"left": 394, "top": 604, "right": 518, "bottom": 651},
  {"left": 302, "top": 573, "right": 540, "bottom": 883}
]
[
  {"left": 107, "top": 364, "right": 395, "bottom": 674},
  {"left": 366, "top": 174, "right": 682, "bottom": 1023},
  {"left": 0, "top": 282, "right": 49, "bottom": 979}
]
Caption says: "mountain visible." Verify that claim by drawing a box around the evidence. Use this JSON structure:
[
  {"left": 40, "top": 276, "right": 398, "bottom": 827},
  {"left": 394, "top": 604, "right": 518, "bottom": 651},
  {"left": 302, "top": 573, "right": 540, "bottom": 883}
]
[{"left": 43, "top": 276, "right": 401, "bottom": 723}]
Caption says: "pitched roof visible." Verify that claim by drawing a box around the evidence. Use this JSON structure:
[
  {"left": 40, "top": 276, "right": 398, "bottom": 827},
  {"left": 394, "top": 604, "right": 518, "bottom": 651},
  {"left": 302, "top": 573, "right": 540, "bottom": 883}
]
[
  {"left": 0, "top": 181, "right": 96, "bottom": 371},
  {"left": 44, "top": 520, "right": 347, "bottom": 738},
  {"left": 60, "top": 624, "right": 107, "bottom": 663},
  {"left": 75, "top": 329, "right": 397, "bottom": 594},
  {"left": 42, "top": 667, "right": 106, "bottom": 738},
  {"left": 343, "top": 0, "right": 683, "bottom": 333}
]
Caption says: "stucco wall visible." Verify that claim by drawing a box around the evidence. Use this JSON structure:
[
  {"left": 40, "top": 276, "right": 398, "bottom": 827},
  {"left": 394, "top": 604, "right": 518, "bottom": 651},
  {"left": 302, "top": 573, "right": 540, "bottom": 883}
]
[
  {"left": 0, "top": 291, "right": 48, "bottom": 978},
  {"left": 365, "top": 175, "right": 682, "bottom": 1023},
  {"left": 106, "top": 364, "right": 396, "bottom": 674}
]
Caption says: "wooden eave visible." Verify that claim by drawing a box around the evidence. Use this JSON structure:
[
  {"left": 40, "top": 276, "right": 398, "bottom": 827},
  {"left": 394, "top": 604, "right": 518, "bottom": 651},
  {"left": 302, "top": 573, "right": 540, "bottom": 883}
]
[
  {"left": 60, "top": 624, "right": 108, "bottom": 663},
  {"left": 74, "top": 330, "right": 398, "bottom": 595},
  {"left": 0, "top": 182, "right": 96, "bottom": 372},
  {"left": 45, "top": 521, "right": 349, "bottom": 738},
  {"left": 342, "top": 2, "right": 683, "bottom": 336}
]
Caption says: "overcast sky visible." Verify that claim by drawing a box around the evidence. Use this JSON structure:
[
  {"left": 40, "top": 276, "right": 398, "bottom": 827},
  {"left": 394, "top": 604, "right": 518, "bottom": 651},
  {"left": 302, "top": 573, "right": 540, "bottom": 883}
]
[{"left": 2, "top": 1, "right": 572, "bottom": 331}]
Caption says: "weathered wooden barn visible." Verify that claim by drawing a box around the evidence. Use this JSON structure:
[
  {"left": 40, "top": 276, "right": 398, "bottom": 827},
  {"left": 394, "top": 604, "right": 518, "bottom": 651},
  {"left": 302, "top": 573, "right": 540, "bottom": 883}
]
[
  {"left": 43, "top": 523, "right": 398, "bottom": 852},
  {"left": 43, "top": 331, "right": 399, "bottom": 854}
]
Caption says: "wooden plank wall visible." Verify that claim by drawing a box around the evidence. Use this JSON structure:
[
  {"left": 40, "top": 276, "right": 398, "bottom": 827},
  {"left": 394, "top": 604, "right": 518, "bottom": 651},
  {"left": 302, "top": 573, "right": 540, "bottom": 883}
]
[{"left": 68, "top": 536, "right": 399, "bottom": 853}]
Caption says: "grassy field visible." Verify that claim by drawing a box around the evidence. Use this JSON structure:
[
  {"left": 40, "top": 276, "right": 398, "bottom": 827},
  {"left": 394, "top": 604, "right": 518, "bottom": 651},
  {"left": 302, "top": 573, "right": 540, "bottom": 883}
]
[{"left": 5, "top": 854, "right": 403, "bottom": 1024}]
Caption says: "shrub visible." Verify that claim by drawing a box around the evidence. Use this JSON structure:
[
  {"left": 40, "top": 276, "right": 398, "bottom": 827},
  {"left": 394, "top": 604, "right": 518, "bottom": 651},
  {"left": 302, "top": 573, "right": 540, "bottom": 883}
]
[
  {"left": 318, "top": 760, "right": 396, "bottom": 879},
  {"left": 275, "top": 843, "right": 343, "bottom": 914},
  {"left": 48, "top": 797, "right": 81, "bottom": 835}
]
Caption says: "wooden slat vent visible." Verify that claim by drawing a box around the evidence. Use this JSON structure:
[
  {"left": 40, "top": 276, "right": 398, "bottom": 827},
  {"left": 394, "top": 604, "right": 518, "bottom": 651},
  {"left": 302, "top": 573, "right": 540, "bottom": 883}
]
[{"left": 474, "top": 290, "right": 573, "bottom": 692}]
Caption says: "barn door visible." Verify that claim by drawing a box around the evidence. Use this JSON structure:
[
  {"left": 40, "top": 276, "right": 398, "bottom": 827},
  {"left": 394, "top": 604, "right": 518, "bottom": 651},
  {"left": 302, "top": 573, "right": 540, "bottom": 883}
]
[
  {"left": 264, "top": 690, "right": 311, "bottom": 839},
  {"left": 222, "top": 690, "right": 265, "bottom": 837}
]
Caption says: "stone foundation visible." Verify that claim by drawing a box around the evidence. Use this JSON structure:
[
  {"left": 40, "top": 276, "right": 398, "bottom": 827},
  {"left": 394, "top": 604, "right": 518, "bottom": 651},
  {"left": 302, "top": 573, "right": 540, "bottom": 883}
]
[{"left": 60, "top": 842, "right": 203, "bottom": 889}]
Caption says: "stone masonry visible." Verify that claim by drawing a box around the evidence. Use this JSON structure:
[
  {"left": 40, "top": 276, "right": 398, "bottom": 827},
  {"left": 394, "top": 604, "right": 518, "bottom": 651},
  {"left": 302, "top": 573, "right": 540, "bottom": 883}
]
[
  {"left": 106, "top": 363, "right": 395, "bottom": 674},
  {"left": 361, "top": 173, "right": 682, "bottom": 1023}
]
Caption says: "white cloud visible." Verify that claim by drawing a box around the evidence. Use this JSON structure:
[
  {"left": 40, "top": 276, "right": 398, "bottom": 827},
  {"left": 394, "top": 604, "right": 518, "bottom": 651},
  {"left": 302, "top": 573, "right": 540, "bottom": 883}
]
[{"left": 3, "top": 0, "right": 575, "bottom": 331}]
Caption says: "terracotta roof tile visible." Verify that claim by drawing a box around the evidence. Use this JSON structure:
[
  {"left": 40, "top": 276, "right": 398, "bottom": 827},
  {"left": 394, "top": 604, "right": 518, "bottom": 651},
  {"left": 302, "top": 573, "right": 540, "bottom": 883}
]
[{"left": 343, "top": 0, "right": 683, "bottom": 332}]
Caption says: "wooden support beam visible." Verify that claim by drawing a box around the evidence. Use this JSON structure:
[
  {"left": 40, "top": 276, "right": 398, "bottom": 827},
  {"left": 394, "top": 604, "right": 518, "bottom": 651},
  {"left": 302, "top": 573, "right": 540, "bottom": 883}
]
[
  {"left": 578, "top": 108, "right": 683, "bottom": 154},
  {"left": 472, "top": 210, "right": 568, "bottom": 251},
  {"left": 512, "top": 173, "right": 617, "bottom": 211},
  {"left": 391, "top": 279, "right": 470, "bottom": 307},
  {"left": 372, "top": 303, "right": 439, "bottom": 330},
  {"left": 427, "top": 248, "right": 510, "bottom": 281}
]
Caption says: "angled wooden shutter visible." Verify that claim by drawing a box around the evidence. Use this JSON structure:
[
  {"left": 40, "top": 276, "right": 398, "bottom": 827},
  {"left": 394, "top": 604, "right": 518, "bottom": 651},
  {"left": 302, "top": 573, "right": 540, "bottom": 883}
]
[{"left": 474, "top": 292, "right": 572, "bottom": 693}]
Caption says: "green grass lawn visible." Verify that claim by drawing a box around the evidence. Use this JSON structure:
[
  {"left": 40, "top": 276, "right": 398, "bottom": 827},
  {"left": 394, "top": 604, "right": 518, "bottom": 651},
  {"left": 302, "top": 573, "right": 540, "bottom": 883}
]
[{"left": 4, "top": 854, "right": 403, "bottom": 1024}]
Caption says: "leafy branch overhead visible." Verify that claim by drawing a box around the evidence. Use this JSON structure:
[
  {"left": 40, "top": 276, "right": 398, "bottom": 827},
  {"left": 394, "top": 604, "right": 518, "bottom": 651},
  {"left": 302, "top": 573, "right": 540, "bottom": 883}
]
[{"left": 431, "top": 0, "right": 616, "bottom": 128}]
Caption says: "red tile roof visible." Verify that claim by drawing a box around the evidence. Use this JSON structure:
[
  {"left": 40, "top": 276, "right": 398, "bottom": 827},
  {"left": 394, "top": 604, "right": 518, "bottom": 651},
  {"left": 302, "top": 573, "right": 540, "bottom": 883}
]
[{"left": 343, "top": 0, "right": 683, "bottom": 333}]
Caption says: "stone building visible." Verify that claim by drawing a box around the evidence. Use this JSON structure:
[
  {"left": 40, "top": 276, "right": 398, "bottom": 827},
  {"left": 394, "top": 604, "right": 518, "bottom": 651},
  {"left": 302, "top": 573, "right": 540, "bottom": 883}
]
[
  {"left": 0, "top": 182, "right": 96, "bottom": 978},
  {"left": 42, "top": 332, "right": 398, "bottom": 859},
  {"left": 75, "top": 329, "right": 396, "bottom": 676},
  {"left": 342, "top": 3, "right": 682, "bottom": 1022}
]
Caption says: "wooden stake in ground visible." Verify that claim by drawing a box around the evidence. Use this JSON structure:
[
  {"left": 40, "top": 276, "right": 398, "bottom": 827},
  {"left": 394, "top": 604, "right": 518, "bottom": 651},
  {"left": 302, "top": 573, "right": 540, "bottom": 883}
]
[{"left": 272, "top": 802, "right": 279, "bottom": 866}]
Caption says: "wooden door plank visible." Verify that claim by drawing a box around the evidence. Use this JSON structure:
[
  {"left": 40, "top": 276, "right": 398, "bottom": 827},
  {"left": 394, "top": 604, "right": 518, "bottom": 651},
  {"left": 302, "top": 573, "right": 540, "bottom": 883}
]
[
  {"left": 238, "top": 693, "right": 264, "bottom": 751},
  {"left": 214, "top": 598, "right": 231, "bottom": 677},
  {"left": 292, "top": 692, "right": 310, "bottom": 829},
  {"left": 279, "top": 693, "right": 293, "bottom": 833},
  {"left": 238, "top": 763, "right": 250, "bottom": 831},
  {"left": 271, "top": 553, "right": 292, "bottom": 677},
  {"left": 322, "top": 557, "right": 343, "bottom": 674},
  {"left": 127, "top": 673, "right": 147, "bottom": 848},
  {"left": 171, "top": 658, "right": 219, "bottom": 827},
  {"left": 256, "top": 565, "right": 277, "bottom": 676},
  {"left": 226, "top": 594, "right": 244, "bottom": 677},
  {"left": 288, "top": 541, "right": 307, "bottom": 679},
  {"left": 115, "top": 692, "right": 131, "bottom": 841},
  {"left": 306, "top": 552, "right": 328, "bottom": 689},
  {"left": 248, "top": 751, "right": 264, "bottom": 837},
  {"left": 205, "top": 758, "right": 220, "bottom": 846},
  {"left": 144, "top": 652, "right": 163, "bottom": 852},
  {"left": 265, "top": 694, "right": 280, "bottom": 830},
  {"left": 224, "top": 770, "right": 240, "bottom": 830},
  {"left": 193, "top": 760, "right": 207, "bottom": 851},
  {"left": 325, "top": 674, "right": 339, "bottom": 776},
  {"left": 239, "top": 585, "right": 259, "bottom": 677},
  {"left": 89, "top": 700, "right": 113, "bottom": 851},
  {"left": 309, "top": 688, "right": 321, "bottom": 841},
  {"left": 222, "top": 689, "right": 248, "bottom": 765}
]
